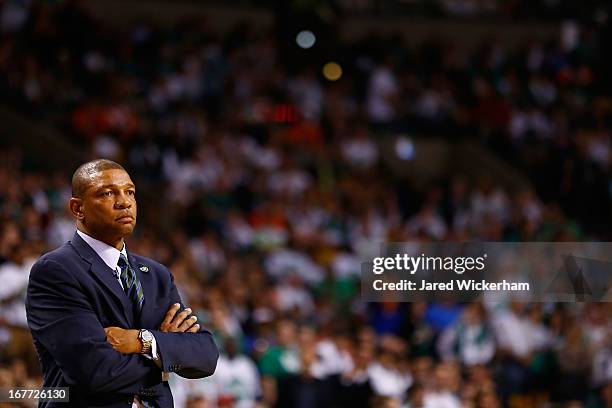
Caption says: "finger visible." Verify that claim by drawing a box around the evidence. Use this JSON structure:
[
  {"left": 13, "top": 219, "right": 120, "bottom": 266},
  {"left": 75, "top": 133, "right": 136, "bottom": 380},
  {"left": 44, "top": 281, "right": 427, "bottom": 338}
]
[
  {"left": 170, "top": 308, "right": 192, "bottom": 330},
  {"left": 163, "top": 303, "right": 181, "bottom": 324},
  {"left": 170, "top": 308, "right": 192, "bottom": 331},
  {"left": 187, "top": 324, "right": 200, "bottom": 333},
  {"left": 178, "top": 315, "right": 198, "bottom": 332},
  {"left": 161, "top": 303, "right": 181, "bottom": 331}
]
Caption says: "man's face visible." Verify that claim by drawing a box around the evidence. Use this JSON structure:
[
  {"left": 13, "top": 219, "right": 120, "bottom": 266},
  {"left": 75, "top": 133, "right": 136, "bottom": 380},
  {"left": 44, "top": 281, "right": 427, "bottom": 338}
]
[{"left": 78, "top": 169, "right": 137, "bottom": 242}]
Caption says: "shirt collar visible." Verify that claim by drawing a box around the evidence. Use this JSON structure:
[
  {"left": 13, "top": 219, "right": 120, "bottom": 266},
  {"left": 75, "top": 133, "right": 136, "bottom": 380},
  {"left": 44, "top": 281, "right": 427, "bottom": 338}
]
[{"left": 76, "top": 229, "right": 128, "bottom": 271}]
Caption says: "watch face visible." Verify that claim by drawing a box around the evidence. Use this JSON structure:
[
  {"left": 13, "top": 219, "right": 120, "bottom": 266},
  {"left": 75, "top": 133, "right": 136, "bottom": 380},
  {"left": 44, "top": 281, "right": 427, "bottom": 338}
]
[{"left": 142, "top": 331, "right": 154, "bottom": 342}]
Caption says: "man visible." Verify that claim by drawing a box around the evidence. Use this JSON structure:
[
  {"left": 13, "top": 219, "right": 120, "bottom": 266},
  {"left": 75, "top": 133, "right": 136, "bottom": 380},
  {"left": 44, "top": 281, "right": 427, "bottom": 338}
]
[{"left": 26, "top": 159, "right": 219, "bottom": 407}]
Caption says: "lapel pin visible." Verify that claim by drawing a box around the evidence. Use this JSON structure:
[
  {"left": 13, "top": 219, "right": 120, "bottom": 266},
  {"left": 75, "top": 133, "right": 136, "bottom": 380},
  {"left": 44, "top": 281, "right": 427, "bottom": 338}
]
[{"left": 139, "top": 265, "right": 149, "bottom": 272}]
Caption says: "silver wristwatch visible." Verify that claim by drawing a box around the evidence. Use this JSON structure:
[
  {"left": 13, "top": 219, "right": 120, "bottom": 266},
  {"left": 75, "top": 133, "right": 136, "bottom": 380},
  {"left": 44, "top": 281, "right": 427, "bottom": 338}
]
[{"left": 138, "top": 329, "right": 154, "bottom": 354}]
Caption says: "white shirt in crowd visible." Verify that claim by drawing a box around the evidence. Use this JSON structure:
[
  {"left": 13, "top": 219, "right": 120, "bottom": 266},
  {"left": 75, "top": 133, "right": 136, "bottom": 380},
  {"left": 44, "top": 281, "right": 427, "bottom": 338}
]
[
  {"left": 367, "top": 65, "right": 399, "bottom": 123},
  {"left": 170, "top": 354, "right": 261, "bottom": 408},
  {"left": 422, "top": 391, "right": 462, "bottom": 408},
  {"left": 0, "top": 257, "right": 35, "bottom": 328},
  {"left": 368, "top": 362, "right": 413, "bottom": 400}
]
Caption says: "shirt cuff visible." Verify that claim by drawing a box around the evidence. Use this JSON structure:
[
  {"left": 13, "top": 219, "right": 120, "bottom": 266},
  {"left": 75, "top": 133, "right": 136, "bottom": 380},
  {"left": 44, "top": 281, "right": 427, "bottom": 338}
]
[{"left": 140, "top": 334, "right": 169, "bottom": 380}]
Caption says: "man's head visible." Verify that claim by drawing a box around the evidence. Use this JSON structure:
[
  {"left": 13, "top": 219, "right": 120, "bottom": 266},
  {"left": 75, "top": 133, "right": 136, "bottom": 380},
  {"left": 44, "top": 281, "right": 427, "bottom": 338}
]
[{"left": 69, "top": 159, "right": 137, "bottom": 249}]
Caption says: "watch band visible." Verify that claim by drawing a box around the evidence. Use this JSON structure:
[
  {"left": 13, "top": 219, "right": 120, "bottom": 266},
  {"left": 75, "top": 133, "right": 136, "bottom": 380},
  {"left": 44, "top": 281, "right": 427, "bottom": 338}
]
[{"left": 141, "top": 341, "right": 151, "bottom": 354}]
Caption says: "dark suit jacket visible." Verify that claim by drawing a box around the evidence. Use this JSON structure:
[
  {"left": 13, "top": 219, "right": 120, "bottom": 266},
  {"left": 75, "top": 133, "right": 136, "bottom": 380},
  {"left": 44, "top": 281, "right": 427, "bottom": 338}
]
[{"left": 25, "top": 232, "right": 219, "bottom": 407}]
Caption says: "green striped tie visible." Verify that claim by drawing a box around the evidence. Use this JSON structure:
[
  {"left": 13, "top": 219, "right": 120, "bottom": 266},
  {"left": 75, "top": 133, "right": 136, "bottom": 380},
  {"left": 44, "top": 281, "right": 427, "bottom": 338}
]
[{"left": 118, "top": 254, "right": 145, "bottom": 317}]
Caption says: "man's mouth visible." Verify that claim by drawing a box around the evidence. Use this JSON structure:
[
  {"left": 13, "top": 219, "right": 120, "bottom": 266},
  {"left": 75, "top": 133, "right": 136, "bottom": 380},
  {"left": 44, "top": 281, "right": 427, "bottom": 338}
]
[{"left": 116, "top": 215, "right": 134, "bottom": 222}]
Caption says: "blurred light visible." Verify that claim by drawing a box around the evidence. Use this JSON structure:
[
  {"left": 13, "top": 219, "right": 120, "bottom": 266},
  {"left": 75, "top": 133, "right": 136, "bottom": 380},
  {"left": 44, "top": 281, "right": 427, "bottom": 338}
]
[
  {"left": 561, "top": 21, "right": 579, "bottom": 51},
  {"left": 269, "top": 104, "right": 298, "bottom": 123},
  {"left": 296, "top": 30, "right": 316, "bottom": 49},
  {"left": 395, "top": 136, "right": 415, "bottom": 160},
  {"left": 323, "top": 62, "right": 342, "bottom": 81}
]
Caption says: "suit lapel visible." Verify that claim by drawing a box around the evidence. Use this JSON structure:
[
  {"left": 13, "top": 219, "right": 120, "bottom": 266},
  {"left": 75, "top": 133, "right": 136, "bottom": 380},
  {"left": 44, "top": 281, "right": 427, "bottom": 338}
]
[
  {"left": 70, "top": 232, "right": 133, "bottom": 326},
  {"left": 91, "top": 258, "right": 134, "bottom": 325}
]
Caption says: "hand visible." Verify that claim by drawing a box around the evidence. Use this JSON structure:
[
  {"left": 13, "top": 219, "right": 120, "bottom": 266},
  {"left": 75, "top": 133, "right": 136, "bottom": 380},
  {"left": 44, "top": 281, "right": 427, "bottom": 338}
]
[
  {"left": 159, "top": 303, "right": 200, "bottom": 333},
  {"left": 104, "top": 327, "right": 141, "bottom": 354}
]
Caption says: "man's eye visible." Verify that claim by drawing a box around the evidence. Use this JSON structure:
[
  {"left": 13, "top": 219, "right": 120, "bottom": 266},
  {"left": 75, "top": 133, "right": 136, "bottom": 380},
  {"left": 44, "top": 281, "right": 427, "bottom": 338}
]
[
  {"left": 127, "top": 190, "right": 135, "bottom": 196},
  {"left": 102, "top": 191, "right": 113, "bottom": 197}
]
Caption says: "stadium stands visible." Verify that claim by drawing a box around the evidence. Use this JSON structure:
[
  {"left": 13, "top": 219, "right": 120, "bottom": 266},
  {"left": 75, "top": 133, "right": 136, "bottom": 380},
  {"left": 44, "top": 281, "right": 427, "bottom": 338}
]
[{"left": 0, "top": 1, "right": 611, "bottom": 407}]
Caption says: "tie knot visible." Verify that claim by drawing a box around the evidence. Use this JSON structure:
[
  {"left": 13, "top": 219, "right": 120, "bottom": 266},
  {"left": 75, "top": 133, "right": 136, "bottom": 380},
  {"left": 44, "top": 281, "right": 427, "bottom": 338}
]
[{"left": 118, "top": 253, "right": 129, "bottom": 269}]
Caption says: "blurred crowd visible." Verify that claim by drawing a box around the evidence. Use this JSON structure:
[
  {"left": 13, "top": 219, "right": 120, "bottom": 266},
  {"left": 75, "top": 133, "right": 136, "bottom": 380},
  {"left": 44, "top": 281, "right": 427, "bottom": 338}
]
[
  {"left": 1, "top": 0, "right": 610, "bottom": 236},
  {"left": 1, "top": 1, "right": 612, "bottom": 407},
  {"left": 297, "top": 0, "right": 612, "bottom": 21}
]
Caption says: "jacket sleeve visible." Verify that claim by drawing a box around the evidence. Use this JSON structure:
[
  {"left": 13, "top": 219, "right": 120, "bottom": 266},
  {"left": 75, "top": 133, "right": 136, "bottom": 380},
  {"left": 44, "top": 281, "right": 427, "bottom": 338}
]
[
  {"left": 26, "top": 258, "right": 161, "bottom": 394},
  {"left": 149, "top": 268, "right": 219, "bottom": 379}
]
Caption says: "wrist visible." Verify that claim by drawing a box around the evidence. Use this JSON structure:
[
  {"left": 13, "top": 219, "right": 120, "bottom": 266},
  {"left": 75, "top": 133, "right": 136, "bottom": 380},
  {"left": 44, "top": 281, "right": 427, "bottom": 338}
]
[{"left": 130, "top": 330, "right": 142, "bottom": 354}]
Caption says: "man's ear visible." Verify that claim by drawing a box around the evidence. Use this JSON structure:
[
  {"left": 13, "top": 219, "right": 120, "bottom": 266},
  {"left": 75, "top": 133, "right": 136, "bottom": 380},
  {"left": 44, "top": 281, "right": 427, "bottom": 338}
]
[{"left": 69, "top": 197, "right": 84, "bottom": 220}]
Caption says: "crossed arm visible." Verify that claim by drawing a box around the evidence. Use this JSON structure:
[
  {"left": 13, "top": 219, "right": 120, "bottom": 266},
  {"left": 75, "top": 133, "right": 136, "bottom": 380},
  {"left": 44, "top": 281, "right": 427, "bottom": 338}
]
[
  {"left": 26, "top": 258, "right": 218, "bottom": 394},
  {"left": 104, "top": 303, "right": 200, "bottom": 354}
]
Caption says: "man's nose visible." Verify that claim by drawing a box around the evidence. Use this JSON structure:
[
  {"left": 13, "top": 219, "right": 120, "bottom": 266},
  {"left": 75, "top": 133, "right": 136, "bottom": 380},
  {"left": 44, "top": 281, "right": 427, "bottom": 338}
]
[{"left": 114, "top": 192, "right": 133, "bottom": 208}]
